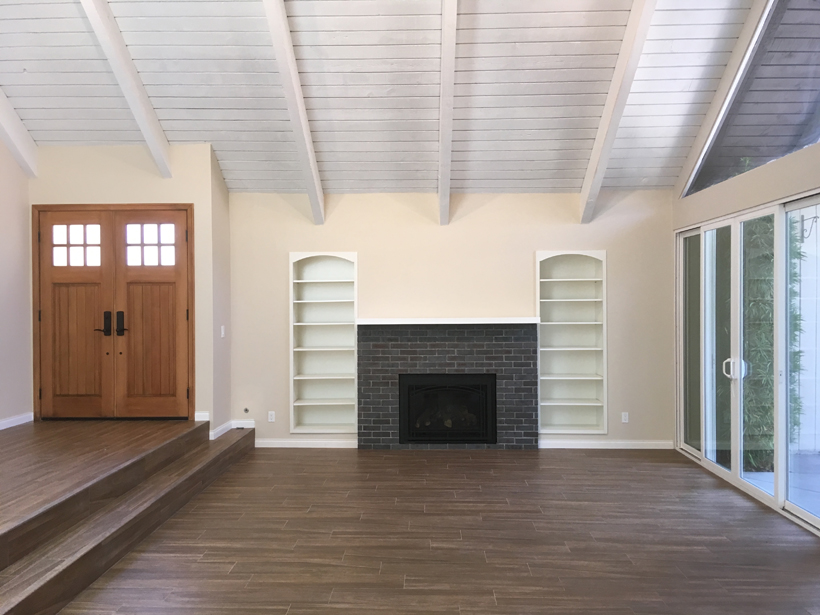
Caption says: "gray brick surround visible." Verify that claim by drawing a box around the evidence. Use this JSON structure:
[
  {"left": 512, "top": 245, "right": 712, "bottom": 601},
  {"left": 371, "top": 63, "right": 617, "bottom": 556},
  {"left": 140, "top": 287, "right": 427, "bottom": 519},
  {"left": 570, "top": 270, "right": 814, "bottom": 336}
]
[{"left": 357, "top": 324, "right": 539, "bottom": 450}]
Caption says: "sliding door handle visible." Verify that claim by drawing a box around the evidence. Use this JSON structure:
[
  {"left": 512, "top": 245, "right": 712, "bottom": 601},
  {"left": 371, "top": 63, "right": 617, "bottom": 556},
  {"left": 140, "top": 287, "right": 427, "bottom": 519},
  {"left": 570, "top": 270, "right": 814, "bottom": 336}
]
[
  {"left": 94, "top": 311, "right": 112, "bottom": 336},
  {"left": 116, "top": 311, "right": 128, "bottom": 336},
  {"left": 721, "top": 358, "right": 734, "bottom": 380}
]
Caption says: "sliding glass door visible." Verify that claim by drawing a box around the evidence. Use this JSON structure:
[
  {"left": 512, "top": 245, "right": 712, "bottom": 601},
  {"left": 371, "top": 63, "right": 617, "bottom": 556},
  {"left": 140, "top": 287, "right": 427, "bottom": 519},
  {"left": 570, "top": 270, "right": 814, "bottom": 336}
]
[
  {"left": 786, "top": 203, "right": 820, "bottom": 521},
  {"left": 678, "top": 207, "right": 782, "bottom": 503}
]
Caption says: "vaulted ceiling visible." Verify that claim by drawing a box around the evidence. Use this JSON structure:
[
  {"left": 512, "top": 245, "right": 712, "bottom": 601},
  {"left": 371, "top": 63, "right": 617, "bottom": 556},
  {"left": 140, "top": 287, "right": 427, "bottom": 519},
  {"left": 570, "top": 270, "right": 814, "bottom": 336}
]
[{"left": 0, "top": 0, "right": 762, "bottom": 222}]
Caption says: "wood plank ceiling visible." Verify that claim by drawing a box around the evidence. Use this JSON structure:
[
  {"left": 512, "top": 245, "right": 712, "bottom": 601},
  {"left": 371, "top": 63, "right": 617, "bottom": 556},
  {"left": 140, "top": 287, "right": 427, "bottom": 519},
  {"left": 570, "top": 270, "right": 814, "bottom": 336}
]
[{"left": 0, "top": 0, "right": 758, "bottom": 204}]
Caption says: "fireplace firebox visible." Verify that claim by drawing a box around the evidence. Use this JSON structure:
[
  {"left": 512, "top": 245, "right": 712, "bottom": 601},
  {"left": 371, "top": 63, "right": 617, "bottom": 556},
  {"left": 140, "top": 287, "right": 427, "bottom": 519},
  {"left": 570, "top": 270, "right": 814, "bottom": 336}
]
[{"left": 399, "top": 374, "right": 496, "bottom": 444}]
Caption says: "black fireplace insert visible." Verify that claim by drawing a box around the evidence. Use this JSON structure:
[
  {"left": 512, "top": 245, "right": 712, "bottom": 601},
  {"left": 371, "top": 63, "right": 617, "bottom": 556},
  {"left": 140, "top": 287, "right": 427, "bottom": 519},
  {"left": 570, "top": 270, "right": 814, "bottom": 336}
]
[{"left": 399, "top": 374, "right": 497, "bottom": 444}]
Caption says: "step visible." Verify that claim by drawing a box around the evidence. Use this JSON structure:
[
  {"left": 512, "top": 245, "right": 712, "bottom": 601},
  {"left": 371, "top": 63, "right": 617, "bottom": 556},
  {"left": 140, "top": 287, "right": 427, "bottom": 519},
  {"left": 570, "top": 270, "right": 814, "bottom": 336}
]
[
  {"left": 0, "top": 428, "right": 254, "bottom": 615},
  {"left": 0, "top": 421, "right": 209, "bottom": 573}
]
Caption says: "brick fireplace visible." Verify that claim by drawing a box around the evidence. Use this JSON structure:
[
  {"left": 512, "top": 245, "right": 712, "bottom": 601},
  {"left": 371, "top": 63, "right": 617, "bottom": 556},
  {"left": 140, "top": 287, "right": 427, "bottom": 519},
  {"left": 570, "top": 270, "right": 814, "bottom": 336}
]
[{"left": 357, "top": 320, "right": 539, "bottom": 450}]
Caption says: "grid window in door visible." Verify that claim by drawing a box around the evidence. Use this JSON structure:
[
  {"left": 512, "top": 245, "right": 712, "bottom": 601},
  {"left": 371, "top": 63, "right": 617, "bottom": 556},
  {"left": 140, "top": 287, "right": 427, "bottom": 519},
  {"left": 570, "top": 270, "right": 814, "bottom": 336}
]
[
  {"left": 52, "top": 224, "right": 101, "bottom": 267},
  {"left": 126, "top": 223, "right": 175, "bottom": 267}
]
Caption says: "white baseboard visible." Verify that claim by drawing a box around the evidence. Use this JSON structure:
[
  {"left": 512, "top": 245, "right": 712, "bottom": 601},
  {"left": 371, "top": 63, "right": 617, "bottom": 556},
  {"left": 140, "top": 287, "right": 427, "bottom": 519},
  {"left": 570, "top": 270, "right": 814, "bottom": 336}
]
[
  {"left": 0, "top": 412, "right": 34, "bottom": 431},
  {"left": 195, "top": 412, "right": 209, "bottom": 422},
  {"left": 539, "top": 438, "right": 674, "bottom": 450},
  {"left": 210, "top": 419, "right": 255, "bottom": 440},
  {"left": 256, "top": 438, "right": 358, "bottom": 448}
]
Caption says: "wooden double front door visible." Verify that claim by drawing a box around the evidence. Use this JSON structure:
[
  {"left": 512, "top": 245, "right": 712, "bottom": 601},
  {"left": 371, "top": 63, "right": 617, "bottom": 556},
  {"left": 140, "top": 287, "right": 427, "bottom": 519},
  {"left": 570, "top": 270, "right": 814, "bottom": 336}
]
[{"left": 38, "top": 207, "right": 191, "bottom": 419}]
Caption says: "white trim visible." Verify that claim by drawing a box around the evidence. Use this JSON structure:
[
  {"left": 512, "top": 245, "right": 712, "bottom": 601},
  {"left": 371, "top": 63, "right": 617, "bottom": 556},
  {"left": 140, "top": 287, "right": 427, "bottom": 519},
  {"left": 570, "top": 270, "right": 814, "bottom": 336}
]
[
  {"left": 0, "top": 412, "right": 34, "bottom": 431},
  {"left": 78, "top": 0, "right": 171, "bottom": 178},
  {"left": 256, "top": 437, "right": 357, "bottom": 448},
  {"left": 262, "top": 0, "right": 324, "bottom": 225},
  {"left": 0, "top": 87, "right": 37, "bottom": 176},
  {"left": 437, "top": 0, "right": 457, "bottom": 226},
  {"left": 580, "top": 0, "right": 657, "bottom": 223},
  {"left": 210, "top": 419, "right": 255, "bottom": 440},
  {"left": 357, "top": 317, "right": 540, "bottom": 325},
  {"left": 195, "top": 412, "right": 209, "bottom": 422},
  {"left": 539, "top": 438, "right": 673, "bottom": 450}
]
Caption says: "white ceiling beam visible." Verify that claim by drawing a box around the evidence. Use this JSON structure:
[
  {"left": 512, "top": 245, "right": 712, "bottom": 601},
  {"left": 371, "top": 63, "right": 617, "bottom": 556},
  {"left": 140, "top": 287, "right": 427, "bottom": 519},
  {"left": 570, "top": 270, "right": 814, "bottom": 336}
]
[
  {"left": 675, "top": 0, "right": 777, "bottom": 200},
  {"left": 437, "top": 0, "right": 458, "bottom": 226},
  {"left": 0, "top": 87, "right": 37, "bottom": 177},
  {"left": 579, "top": 0, "right": 657, "bottom": 224},
  {"left": 78, "top": 0, "right": 171, "bottom": 178},
  {"left": 263, "top": 0, "right": 325, "bottom": 225}
]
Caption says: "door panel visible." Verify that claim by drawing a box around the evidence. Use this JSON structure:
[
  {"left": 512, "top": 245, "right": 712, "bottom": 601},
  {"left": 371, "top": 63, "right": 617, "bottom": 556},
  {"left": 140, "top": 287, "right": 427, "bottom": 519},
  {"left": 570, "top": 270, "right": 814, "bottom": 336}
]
[
  {"left": 40, "top": 211, "right": 115, "bottom": 418},
  {"left": 114, "top": 210, "right": 188, "bottom": 418},
  {"left": 704, "top": 225, "right": 733, "bottom": 471},
  {"left": 126, "top": 284, "right": 177, "bottom": 397}
]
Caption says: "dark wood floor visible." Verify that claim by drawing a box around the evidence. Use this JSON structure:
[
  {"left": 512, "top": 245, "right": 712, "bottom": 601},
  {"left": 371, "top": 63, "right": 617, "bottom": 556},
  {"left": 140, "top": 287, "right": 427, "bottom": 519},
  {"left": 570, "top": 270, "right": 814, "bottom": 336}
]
[
  {"left": 60, "top": 449, "right": 820, "bottom": 615},
  {"left": 0, "top": 420, "right": 199, "bottom": 535}
]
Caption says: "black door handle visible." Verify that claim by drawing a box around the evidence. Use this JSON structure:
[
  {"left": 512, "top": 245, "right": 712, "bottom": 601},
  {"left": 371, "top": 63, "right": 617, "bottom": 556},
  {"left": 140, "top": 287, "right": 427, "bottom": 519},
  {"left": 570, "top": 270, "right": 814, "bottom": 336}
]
[
  {"left": 116, "top": 311, "right": 128, "bottom": 336},
  {"left": 94, "top": 311, "right": 112, "bottom": 336}
]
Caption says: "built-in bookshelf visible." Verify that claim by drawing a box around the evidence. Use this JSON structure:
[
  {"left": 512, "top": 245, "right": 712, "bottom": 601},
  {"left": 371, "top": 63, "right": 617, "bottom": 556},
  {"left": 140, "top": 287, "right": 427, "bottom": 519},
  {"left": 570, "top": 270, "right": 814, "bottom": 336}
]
[
  {"left": 290, "top": 253, "right": 357, "bottom": 433},
  {"left": 536, "top": 251, "right": 607, "bottom": 434}
]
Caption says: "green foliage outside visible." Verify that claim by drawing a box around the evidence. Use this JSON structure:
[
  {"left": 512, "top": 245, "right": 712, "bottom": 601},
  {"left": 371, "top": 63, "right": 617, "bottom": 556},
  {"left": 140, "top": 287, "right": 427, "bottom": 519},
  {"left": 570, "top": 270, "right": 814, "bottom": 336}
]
[{"left": 741, "top": 215, "right": 803, "bottom": 472}]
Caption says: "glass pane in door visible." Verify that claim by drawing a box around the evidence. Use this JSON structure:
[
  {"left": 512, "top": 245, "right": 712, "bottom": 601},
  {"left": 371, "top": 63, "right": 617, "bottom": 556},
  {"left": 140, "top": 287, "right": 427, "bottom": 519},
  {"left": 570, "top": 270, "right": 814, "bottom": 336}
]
[
  {"left": 740, "top": 215, "right": 775, "bottom": 494},
  {"left": 682, "top": 234, "right": 702, "bottom": 451},
  {"left": 704, "top": 226, "right": 732, "bottom": 470},
  {"left": 786, "top": 206, "right": 820, "bottom": 518}
]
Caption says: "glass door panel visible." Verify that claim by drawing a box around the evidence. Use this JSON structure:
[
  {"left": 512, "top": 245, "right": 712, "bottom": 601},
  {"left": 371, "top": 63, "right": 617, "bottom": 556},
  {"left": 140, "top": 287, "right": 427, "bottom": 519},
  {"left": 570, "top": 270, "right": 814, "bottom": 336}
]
[
  {"left": 704, "top": 226, "right": 733, "bottom": 470},
  {"left": 682, "top": 234, "right": 702, "bottom": 451},
  {"left": 739, "top": 214, "right": 776, "bottom": 494},
  {"left": 786, "top": 205, "right": 820, "bottom": 519}
]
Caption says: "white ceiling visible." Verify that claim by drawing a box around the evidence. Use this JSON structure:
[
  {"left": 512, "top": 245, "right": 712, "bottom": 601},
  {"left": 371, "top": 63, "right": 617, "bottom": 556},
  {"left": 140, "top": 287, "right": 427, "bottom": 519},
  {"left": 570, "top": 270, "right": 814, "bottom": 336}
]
[{"left": 0, "top": 0, "right": 757, "bottom": 204}]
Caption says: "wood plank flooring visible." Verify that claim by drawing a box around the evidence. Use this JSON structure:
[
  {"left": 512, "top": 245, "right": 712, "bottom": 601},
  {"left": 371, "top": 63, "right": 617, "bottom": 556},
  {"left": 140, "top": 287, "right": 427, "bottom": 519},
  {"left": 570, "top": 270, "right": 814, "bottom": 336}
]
[{"left": 61, "top": 449, "right": 820, "bottom": 615}]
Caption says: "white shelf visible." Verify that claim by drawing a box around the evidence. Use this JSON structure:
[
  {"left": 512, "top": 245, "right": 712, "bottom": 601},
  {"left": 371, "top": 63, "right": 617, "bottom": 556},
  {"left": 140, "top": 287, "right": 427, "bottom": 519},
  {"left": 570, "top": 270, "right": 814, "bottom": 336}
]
[
  {"left": 540, "top": 374, "right": 603, "bottom": 380},
  {"left": 541, "top": 347, "right": 603, "bottom": 351},
  {"left": 294, "top": 279, "right": 355, "bottom": 284},
  {"left": 537, "top": 251, "right": 607, "bottom": 436},
  {"left": 294, "top": 398, "right": 356, "bottom": 406},
  {"left": 541, "top": 399, "right": 604, "bottom": 406},
  {"left": 291, "top": 254, "right": 357, "bottom": 436},
  {"left": 294, "top": 347, "right": 355, "bottom": 352},
  {"left": 540, "top": 299, "right": 602, "bottom": 303},
  {"left": 294, "top": 299, "right": 354, "bottom": 304},
  {"left": 540, "top": 278, "right": 603, "bottom": 282},
  {"left": 293, "top": 322, "right": 353, "bottom": 326},
  {"left": 540, "top": 322, "right": 603, "bottom": 325}
]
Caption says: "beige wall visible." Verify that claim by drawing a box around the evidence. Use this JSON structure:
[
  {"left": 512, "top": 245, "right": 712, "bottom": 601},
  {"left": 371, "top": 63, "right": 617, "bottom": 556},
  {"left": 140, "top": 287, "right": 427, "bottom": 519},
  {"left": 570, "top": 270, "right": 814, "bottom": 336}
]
[
  {"left": 30, "top": 144, "right": 222, "bottom": 423},
  {"left": 0, "top": 140, "right": 33, "bottom": 423},
  {"left": 674, "top": 140, "right": 820, "bottom": 230},
  {"left": 210, "top": 149, "right": 232, "bottom": 430},
  {"left": 230, "top": 190, "right": 676, "bottom": 445}
]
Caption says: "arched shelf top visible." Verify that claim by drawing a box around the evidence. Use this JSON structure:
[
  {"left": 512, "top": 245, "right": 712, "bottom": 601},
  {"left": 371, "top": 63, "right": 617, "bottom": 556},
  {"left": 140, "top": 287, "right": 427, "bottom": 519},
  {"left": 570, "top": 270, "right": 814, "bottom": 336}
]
[
  {"left": 538, "top": 252, "right": 604, "bottom": 281},
  {"left": 293, "top": 253, "right": 356, "bottom": 282}
]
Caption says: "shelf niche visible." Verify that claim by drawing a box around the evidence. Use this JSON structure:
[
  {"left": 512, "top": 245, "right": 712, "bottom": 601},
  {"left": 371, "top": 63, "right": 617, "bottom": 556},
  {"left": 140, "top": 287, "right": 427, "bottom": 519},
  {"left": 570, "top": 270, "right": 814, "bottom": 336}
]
[
  {"left": 536, "top": 251, "right": 607, "bottom": 435},
  {"left": 290, "top": 253, "right": 357, "bottom": 434}
]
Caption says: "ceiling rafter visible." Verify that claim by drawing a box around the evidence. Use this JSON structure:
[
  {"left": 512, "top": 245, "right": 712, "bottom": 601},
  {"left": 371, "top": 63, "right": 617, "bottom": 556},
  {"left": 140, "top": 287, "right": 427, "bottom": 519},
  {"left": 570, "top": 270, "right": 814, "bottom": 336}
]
[
  {"left": 675, "top": 0, "right": 777, "bottom": 200},
  {"left": 0, "top": 87, "right": 37, "bottom": 177},
  {"left": 437, "top": 0, "right": 458, "bottom": 226},
  {"left": 78, "top": 0, "right": 171, "bottom": 178},
  {"left": 263, "top": 0, "right": 325, "bottom": 225},
  {"left": 579, "top": 0, "right": 657, "bottom": 224}
]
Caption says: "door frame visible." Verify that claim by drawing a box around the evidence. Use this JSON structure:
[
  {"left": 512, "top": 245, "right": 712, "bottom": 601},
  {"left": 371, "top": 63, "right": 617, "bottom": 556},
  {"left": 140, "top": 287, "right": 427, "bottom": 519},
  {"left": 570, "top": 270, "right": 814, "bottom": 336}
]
[{"left": 32, "top": 203, "right": 195, "bottom": 421}]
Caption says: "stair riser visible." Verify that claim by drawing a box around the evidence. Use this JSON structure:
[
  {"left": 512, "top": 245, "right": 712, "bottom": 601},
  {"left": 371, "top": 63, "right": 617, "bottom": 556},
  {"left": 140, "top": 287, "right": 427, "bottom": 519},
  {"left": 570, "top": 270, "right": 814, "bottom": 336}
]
[
  {"left": 4, "top": 430, "right": 254, "bottom": 615},
  {"left": 0, "top": 422, "right": 209, "bottom": 573}
]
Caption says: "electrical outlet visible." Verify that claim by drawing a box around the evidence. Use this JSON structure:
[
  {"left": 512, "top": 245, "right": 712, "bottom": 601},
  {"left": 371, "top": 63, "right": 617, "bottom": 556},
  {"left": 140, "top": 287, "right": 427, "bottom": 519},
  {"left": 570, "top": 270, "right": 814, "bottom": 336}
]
[
  {"left": 621, "top": 412, "right": 629, "bottom": 423},
  {"left": 268, "top": 411, "right": 276, "bottom": 422}
]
